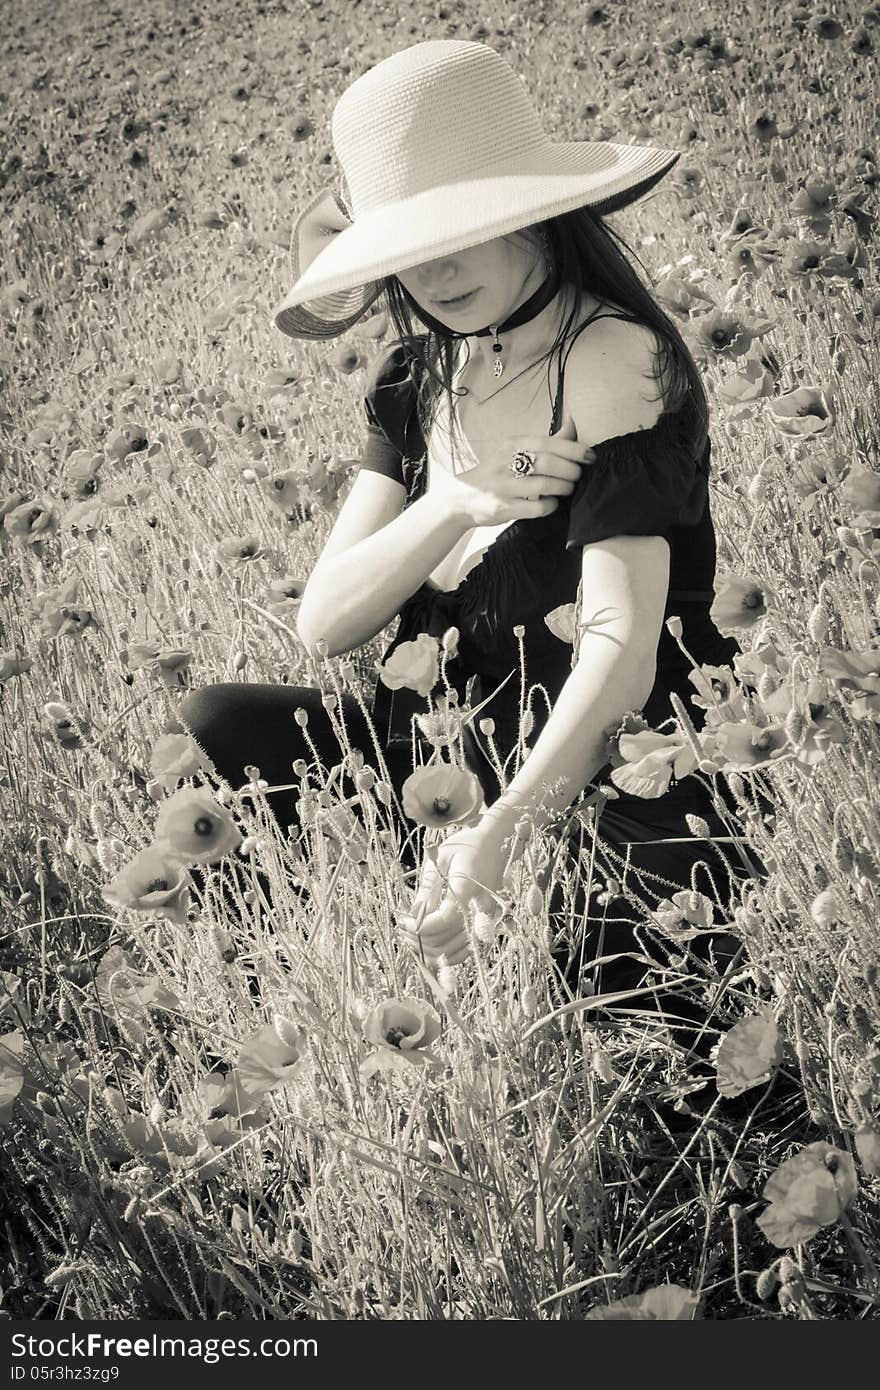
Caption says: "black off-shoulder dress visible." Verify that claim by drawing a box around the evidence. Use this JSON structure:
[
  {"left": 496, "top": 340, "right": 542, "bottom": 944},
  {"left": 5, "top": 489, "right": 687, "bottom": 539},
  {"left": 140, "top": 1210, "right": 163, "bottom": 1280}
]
[{"left": 357, "top": 315, "right": 767, "bottom": 1006}]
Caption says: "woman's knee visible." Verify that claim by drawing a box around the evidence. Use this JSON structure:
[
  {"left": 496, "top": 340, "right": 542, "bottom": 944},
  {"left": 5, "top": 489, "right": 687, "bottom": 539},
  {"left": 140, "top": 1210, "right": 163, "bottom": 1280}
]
[{"left": 171, "top": 683, "right": 245, "bottom": 746}]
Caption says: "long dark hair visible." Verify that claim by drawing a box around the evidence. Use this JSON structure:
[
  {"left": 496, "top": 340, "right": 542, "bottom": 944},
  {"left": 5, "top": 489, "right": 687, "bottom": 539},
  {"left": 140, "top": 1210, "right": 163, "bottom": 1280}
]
[{"left": 379, "top": 206, "right": 709, "bottom": 464}]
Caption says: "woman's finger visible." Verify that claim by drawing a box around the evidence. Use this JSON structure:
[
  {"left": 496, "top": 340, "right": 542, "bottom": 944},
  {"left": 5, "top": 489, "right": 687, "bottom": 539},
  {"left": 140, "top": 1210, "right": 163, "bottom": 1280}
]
[
  {"left": 514, "top": 433, "right": 595, "bottom": 468},
  {"left": 411, "top": 856, "right": 445, "bottom": 915},
  {"left": 400, "top": 913, "right": 465, "bottom": 950},
  {"left": 405, "top": 931, "right": 471, "bottom": 966}
]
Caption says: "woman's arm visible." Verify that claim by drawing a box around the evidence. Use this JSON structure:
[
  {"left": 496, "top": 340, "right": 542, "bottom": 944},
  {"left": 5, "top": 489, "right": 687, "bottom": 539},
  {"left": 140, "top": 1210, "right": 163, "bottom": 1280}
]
[
  {"left": 483, "top": 533, "right": 670, "bottom": 836},
  {"left": 397, "top": 533, "right": 669, "bottom": 967},
  {"left": 296, "top": 475, "right": 471, "bottom": 658}
]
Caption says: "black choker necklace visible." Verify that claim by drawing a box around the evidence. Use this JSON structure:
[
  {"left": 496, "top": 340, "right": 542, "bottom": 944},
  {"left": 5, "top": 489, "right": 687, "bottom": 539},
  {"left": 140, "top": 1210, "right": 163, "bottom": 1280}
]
[{"left": 403, "top": 261, "right": 563, "bottom": 379}]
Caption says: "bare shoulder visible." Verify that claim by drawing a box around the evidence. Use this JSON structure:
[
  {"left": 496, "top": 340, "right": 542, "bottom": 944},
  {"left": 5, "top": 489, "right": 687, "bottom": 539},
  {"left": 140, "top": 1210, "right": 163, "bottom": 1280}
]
[{"left": 564, "top": 305, "right": 665, "bottom": 446}]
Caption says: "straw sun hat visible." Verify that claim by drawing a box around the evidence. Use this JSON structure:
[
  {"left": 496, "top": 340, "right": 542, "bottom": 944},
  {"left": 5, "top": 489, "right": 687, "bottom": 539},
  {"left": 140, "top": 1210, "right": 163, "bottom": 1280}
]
[{"left": 273, "top": 39, "right": 681, "bottom": 341}]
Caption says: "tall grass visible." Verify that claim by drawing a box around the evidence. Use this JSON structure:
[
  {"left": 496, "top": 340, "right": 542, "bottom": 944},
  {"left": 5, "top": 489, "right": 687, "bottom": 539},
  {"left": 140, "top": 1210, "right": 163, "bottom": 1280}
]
[{"left": 0, "top": 0, "right": 878, "bottom": 1319}]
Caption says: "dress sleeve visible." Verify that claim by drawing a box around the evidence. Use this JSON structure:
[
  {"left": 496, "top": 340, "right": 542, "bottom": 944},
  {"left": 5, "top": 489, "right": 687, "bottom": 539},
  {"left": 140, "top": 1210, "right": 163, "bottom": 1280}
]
[
  {"left": 359, "top": 341, "right": 418, "bottom": 486},
  {"left": 565, "top": 405, "right": 710, "bottom": 552}
]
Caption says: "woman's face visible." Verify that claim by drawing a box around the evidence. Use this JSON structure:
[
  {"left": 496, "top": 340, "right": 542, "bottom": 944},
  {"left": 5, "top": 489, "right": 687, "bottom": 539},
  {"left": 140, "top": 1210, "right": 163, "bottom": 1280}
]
[{"left": 395, "top": 231, "right": 544, "bottom": 330}]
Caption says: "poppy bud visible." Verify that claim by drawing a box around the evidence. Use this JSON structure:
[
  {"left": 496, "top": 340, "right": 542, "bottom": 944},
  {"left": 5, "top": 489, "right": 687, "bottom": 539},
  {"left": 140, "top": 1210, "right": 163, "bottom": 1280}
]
[
  {"left": 755, "top": 1265, "right": 780, "bottom": 1301},
  {"left": 525, "top": 884, "right": 544, "bottom": 916},
  {"left": 685, "top": 814, "right": 711, "bottom": 837},
  {"left": 520, "top": 985, "right": 538, "bottom": 1018}
]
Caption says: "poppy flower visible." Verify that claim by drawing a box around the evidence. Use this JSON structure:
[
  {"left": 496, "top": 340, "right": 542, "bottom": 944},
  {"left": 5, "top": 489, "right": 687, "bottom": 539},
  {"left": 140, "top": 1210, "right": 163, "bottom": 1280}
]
[
  {"left": 330, "top": 343, "right": 362, "bottom": 376},
  {"left": 3, "top": 499, "right": 58, "bottom": 545},
  {"left": 757, "top": 1142, "right": 857, "bottom": 1248},
  {"left": 851, "top": 24, "right": 873, "bottom": 53},
  {"left": 719, "top": 208, "right": 764, "bottom": 241},
  {"left": 806, "top": 884, "right": 839, "bottom": 928},
  {"left": 229, "top": 1021, "right": 308, "bottom": 1113},
  {"left": 350, "top": 310, "right": 389, "bottom": 341},
  {"left": 59, "top": 498, "right": 106, "bottom": 535},
  {"left": 127, "top": 207, "right": 171, "bottom": 248},
  {"left": 766, "top": 386, "right": 834, "bottom": 437},
  {"left": 790, "top": 449, "right": 847, "bottom": 508},
  {"left": 652, "top": 888, "right": 715, "bottom": 939},
  {"left": 855, "top": 1125, "right": 880, "bottom": 1177},
  {"left": 102, "top": 845, "right": 193, "bottom": 927},
  {"left": 263, "top": 367, "right": 303, "bottom": 396},
  {"left": 675, "top": 164, "right": 704, "bottom": 194},
  {"left": 265, "top": 575, "right": 306, "bottom": 620},
  {"left": 179, "top": 427, "right": 217, "bottom": 467},
  {"left": 689, "top": 309, "right": 773, "bottom": 360},
  {"left": 105, "top": 425, "right": 149, "bottom": 462},
  {"left": 379, "top": 632, "right": 440, "bottom": 699},
  {"left": 732, "top": 641, "right": 787, "bottom": 691},
  {"left": 128, "top": 643, "right": 193, "bottom": 689},
  {"left": 43, "top": 700, "right": 88, "bottom": 751},
  {"left": 609, "top": 729, "right": 700, "bottom": 798},
  {"left": 757, "top": 677, "right": 847, "bottom": 764},
  {"left": 0, "top": 653, "right": 32, "bottom": 683},
  {"left": 688, "top": 663, "right": 750, "bottom": 723},
  {"left": 586, "top": 1285, "right": 700, "bottom": 1320},
  {"left": 714, "top": 1008, "right": 783, "bottom": 1098},
  {"left": 204, "top": 308, "right": 234, "bottom": 337},
  {"left": 401, "top": 762, "right": 484, "bottom": 828},
  {"left": 1, "top": 280, "right": 31, "bottom": 313},
  {"left": 842, "top": 465, "right": 880, "bottom": 524},
  {"left": 816, "top": 646, "right": 880, "bottom": 722},
  {"left": 653, "top": 272, "right": 715, "bottom": 316},
  {"left": 215, "top": 534, "right": 265, "bottom": 567},
  {"left": 0, "top": 492, "right": 28, "bottom": 522},
  {"left": 265, "top": 469, "right": 306, "bottom": 513},
  {"left": 152, "top": 354, "right": 182, "bottom": 386},
  {"left": 31, "top": 575, "right": 82, "bottom": 638},
  {"left": 94, "top": 945, "right": 180, "bottom": 1049},
  {"left": 218, "top": 400, "right": 255, "bottom": 435},
  {"left": 196, "top": 208, "right": 227, "bottom": 230},
  {"left": 153, "top": 786, "right": 243, "bottom": 865},
  {"left": 710, "top": 574, "right": 770, "bottom": 634},
  {"left": 707, "top": 720, "right": 789, "bottom": 769},
  {"left": 365, "top": 997, "right": 442, "bottom": 1052},
  {"left": 779, "top": 236, "right": 825, "bottom": 274},
  {"left": 750, "top": 113, "right": 778, "bottom": 142},
  {"left": 725, "top": 239, "right": 779, "bottom": 280},
  {"left": 311, "top": 798, "right": 371, "bottom": 864},
  {"left": 289, "top": 115, "right": 314, "bottom": 142},
  {"left": 63, "top": 450, "right": 103, "bottom": 496},
  {"left": 790, "top": 178, "right": 836, "bottom": 221},
  {"left": 812, "top": 15, "right": 843, "bottom": 39},
  {"left": 84, "top": 226, "right": 124, "bottom": 264},
  {"left": 717, "top": 357, "right": 776, "bottom": 413},
  {"left": 49, "top": 604, "right": 97, "bottom": 640},
  {"left": 414, "top": 709, "right": 458, "bottom": 750},
  {"left": 544, "top": 603, "right": 577, "bottom": 643},
  {"left": 149, "top": 732, "right": 208, "bottom": 791}
]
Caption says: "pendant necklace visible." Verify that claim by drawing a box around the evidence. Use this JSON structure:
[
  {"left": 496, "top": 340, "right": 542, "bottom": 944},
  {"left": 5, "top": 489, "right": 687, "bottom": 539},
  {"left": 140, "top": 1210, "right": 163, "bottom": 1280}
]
[{"left": 405, "top": 259, "right": 563, "bottom": 382}]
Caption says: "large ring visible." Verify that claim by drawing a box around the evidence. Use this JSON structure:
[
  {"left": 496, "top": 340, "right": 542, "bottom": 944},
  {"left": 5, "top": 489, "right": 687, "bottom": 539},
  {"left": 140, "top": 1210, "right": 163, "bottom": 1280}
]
[{"left": 509, "top": 448, "right": 537, "bottom": 476}]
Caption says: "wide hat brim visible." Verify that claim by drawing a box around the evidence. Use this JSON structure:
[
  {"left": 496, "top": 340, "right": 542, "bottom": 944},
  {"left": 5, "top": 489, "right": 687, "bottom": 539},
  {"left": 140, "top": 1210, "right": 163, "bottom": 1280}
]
[{"left": 273, "top": 140, "right": 681, "bottom": 340}]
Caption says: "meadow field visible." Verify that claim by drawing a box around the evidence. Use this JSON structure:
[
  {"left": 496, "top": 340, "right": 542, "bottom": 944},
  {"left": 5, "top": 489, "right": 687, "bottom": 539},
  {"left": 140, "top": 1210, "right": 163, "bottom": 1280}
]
[{"left": 1, "top": 0, "right": 879, "bottom": 1320}]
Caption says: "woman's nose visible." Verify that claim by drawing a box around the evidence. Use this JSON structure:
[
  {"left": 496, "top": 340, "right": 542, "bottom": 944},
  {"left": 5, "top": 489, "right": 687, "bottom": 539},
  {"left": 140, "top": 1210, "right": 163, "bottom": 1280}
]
[{"left": 414, "top": 258, "right": 457, "bottom": 293}]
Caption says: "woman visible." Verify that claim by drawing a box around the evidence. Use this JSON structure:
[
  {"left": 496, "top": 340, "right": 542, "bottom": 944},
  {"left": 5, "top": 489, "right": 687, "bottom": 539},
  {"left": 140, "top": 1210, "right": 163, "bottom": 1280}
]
[{"left": 173, "top": 40, "right": 768, "bottom": 1054}]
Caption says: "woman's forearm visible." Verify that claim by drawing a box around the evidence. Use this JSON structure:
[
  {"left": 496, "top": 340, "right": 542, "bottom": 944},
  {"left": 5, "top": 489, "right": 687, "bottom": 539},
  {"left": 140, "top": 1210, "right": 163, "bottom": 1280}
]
[
  {"left": 482, "top": 632, "right": 656, "bottom": 835},
  {"left": 296, "top": 489, "right": 470, "bottom": 658}
]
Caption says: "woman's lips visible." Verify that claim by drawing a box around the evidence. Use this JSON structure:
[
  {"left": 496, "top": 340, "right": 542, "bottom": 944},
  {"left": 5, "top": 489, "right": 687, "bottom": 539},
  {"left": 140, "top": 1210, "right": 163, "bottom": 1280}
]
[{"left": 434, "top": 288, "right": 480, "bottom": 309}]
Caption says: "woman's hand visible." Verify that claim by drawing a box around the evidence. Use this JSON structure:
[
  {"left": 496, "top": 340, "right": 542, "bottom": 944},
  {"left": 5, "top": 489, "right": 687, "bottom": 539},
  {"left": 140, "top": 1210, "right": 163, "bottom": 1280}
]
[
  {"left": 398, "top": 815, "right": 526, "bottom": 967},
  {"left": 442, "top": 413, "right": 595, "bottom": 528}
]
